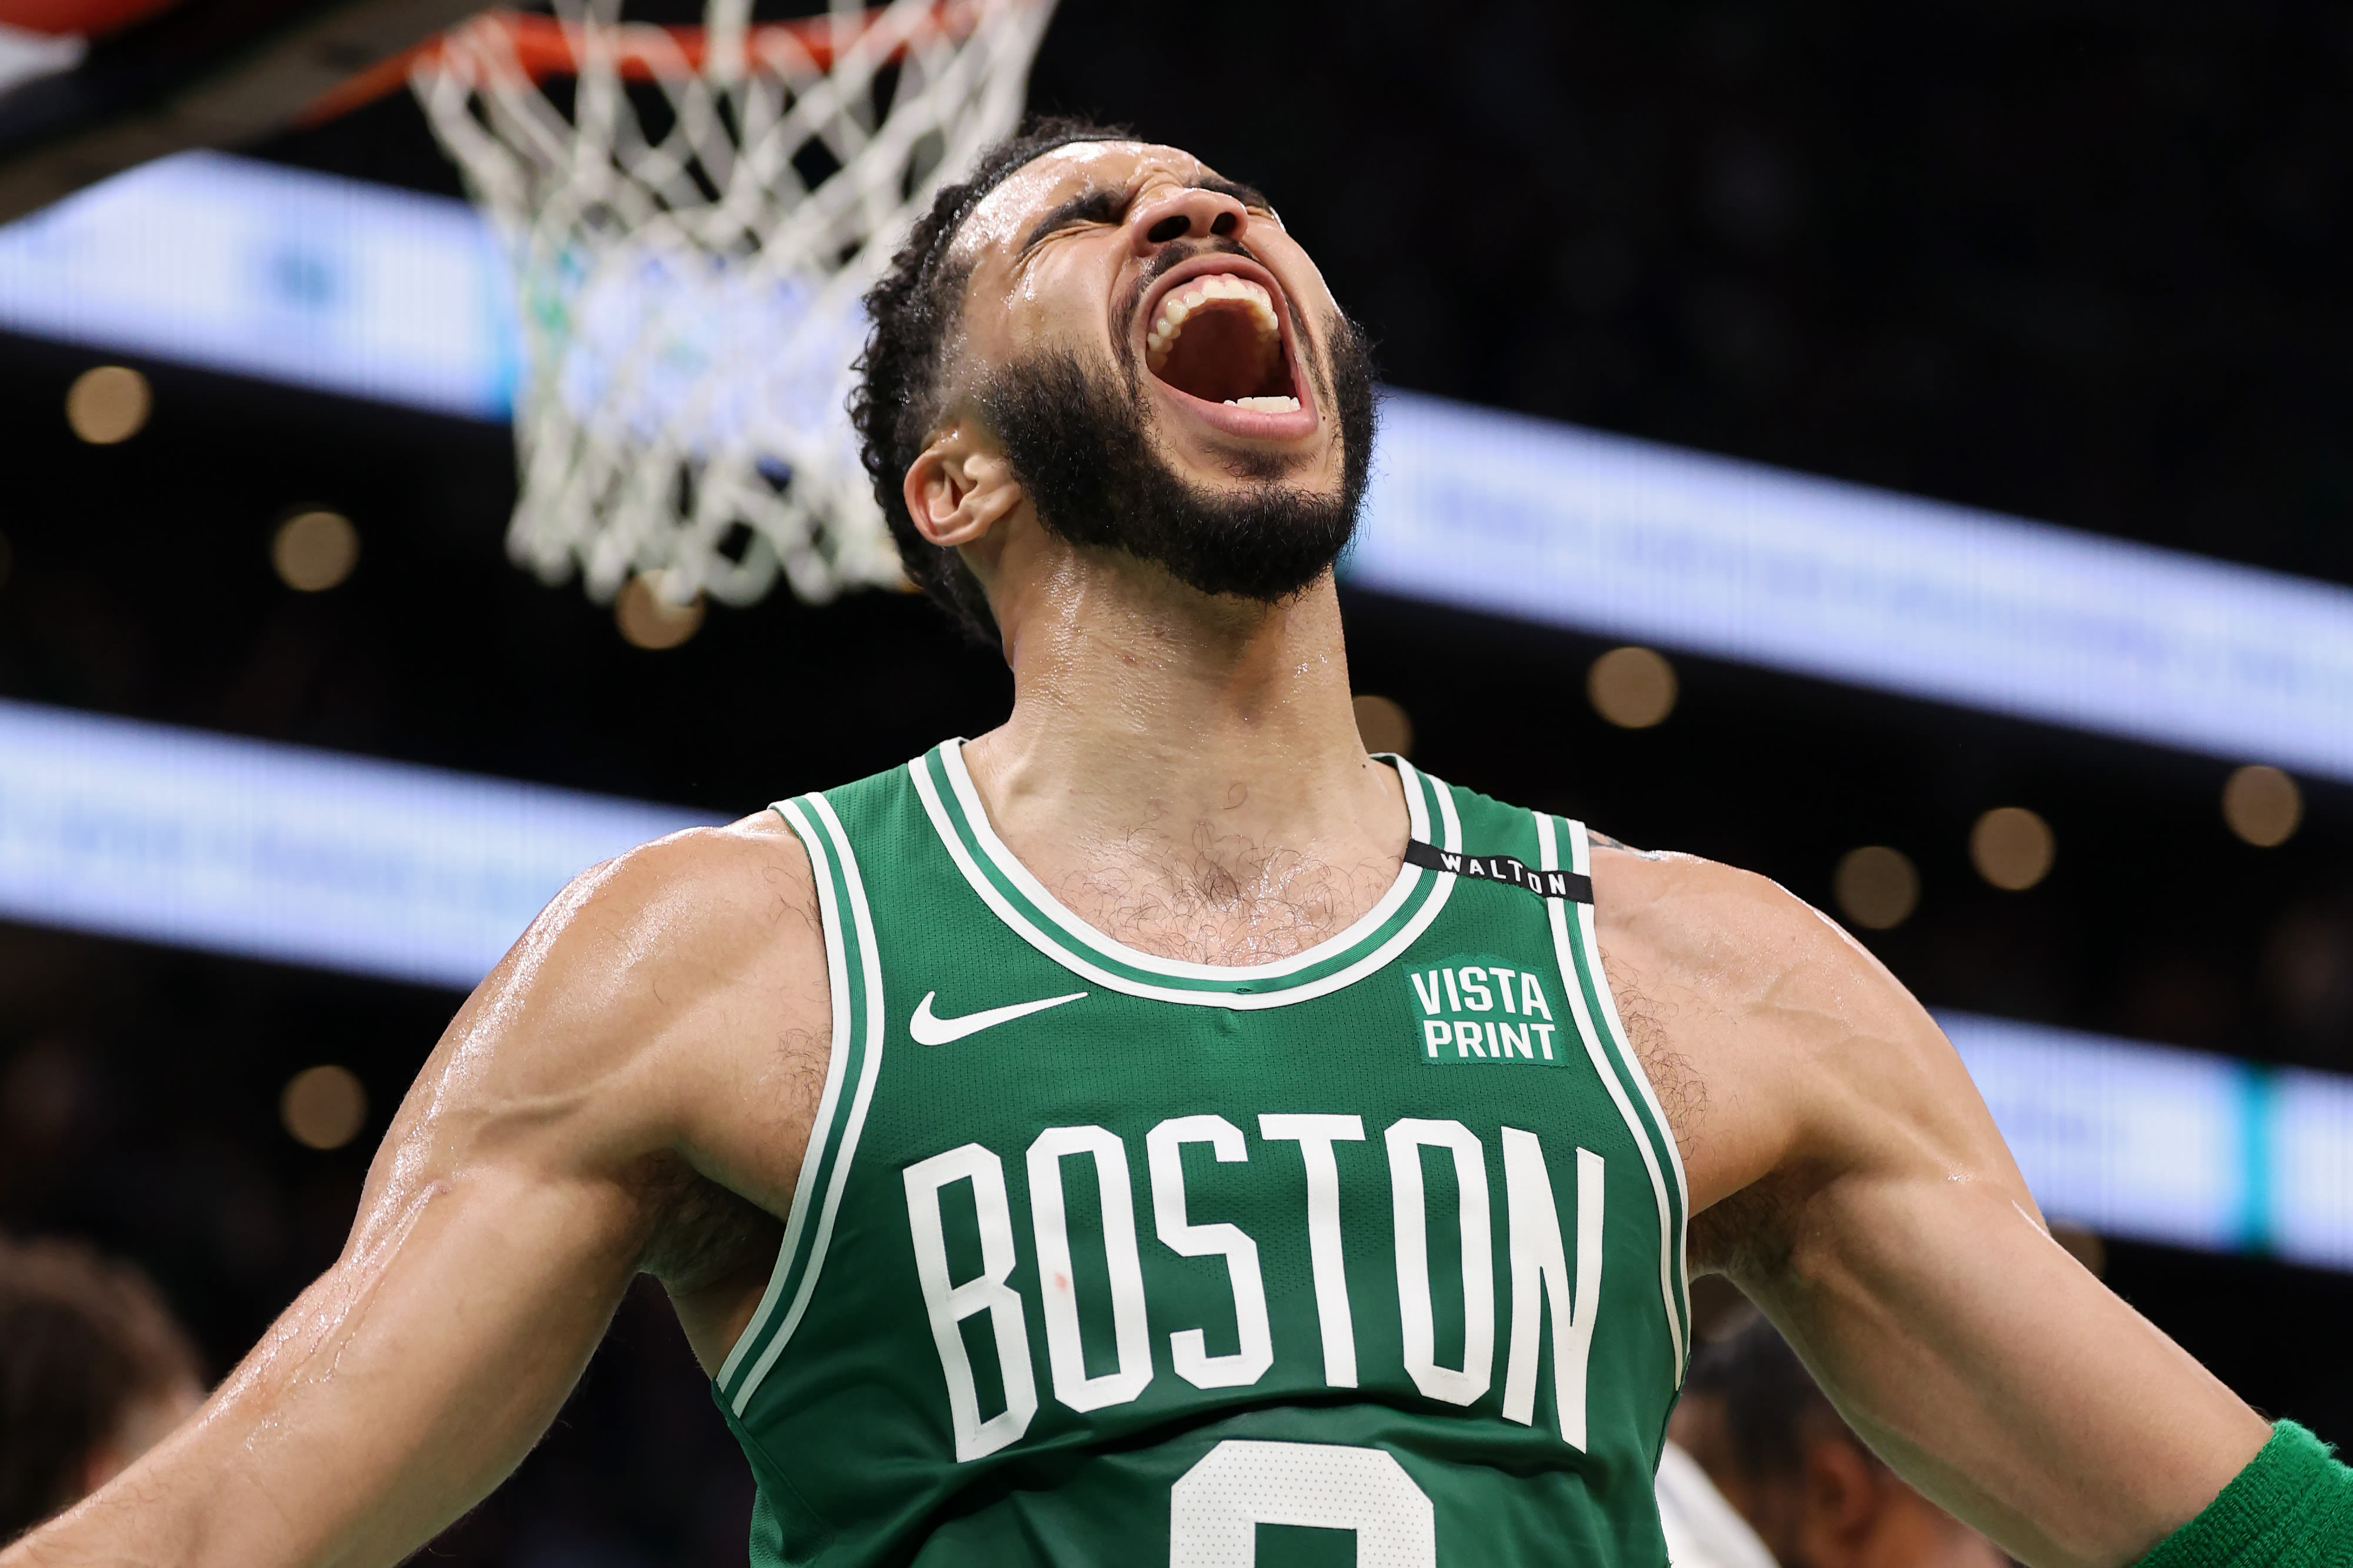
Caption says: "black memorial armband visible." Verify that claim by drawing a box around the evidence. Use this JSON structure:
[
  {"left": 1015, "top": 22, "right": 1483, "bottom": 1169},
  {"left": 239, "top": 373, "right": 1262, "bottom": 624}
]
[
  {"left": 2136, "top": 1422, "right": 2353, "bottom": 1568},
  {"left": 1403, "top": 840, "right": 1593, "bottom": 904}
]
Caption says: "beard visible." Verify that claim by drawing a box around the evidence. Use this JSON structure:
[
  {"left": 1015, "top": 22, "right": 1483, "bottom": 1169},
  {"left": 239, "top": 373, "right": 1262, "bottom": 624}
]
[{"left": 976, "top": 308, "right": 1378, "bottom": 604}]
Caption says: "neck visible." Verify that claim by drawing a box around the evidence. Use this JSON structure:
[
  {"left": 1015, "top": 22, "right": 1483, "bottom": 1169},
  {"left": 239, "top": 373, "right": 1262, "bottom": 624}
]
[{"left": 960, "top": 543, "right": 1408, "bottom": 965}]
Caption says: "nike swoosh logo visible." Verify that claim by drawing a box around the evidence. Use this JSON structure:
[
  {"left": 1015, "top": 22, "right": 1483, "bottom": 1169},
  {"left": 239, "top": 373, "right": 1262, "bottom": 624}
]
[{"left": 909, "top": 989, "right": 1088, "bottom": 1046}]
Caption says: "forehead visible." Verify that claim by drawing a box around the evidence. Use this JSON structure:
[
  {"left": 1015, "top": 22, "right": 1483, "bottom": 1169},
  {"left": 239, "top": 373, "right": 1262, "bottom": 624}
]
[{"left": 950, "top": 141, "right": 1215, "bottom": 267}]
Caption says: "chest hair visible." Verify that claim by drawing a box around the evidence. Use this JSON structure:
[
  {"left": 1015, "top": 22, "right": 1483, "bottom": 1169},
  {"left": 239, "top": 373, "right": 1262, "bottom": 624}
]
[{"left": 1049, "top": 820, "right": 1402, "bottom": 966}]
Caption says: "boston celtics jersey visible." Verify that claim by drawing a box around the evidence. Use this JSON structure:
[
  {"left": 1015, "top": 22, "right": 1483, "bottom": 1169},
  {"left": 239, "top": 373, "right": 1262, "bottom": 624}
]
[{"left": 710, "top": 741, "right": 1692, "bottom": 1567}]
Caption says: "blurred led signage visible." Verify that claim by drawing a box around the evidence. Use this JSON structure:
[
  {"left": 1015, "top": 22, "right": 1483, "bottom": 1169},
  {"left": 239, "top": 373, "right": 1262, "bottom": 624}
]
[
  {"left": 1353, "top": 395, "right": 2353, "bottom": 784},
  {"left": 0, "top": 150, "right": 514, "bottom": 416},
  {"left": 0, "top": 698, "right": 712, "bottom": 988},
  {"left": 0, "top": 694, "right": 2345, "bottom": 1263},
  {"left": 5, "top": 155, "right": 2352, "bottom": 781},
  {"left": 1948, "top": 1010, "right": 2353, "bottom": 1273}
]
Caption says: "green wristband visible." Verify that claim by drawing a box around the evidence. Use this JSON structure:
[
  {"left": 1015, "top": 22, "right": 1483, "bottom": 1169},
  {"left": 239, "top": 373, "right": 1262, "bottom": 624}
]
[{"left": 2135, "top": 1422, "right": 2353, "bottom": 1568}]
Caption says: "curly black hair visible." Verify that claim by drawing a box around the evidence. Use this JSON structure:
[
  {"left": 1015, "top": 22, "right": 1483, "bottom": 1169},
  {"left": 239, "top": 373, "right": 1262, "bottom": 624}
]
[{"left": 849, "top": 115, "right": 1136, "bottom": 645}]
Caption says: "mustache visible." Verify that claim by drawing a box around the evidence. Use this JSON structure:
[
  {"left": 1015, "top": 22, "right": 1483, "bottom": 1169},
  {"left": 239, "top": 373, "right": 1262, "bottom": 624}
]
[{"left": 1116, "top": 236, "right": 1255, "bottom": 331}]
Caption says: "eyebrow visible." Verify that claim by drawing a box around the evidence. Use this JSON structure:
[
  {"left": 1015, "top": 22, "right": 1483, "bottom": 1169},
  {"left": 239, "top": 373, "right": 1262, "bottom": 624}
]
[{"left": 1016, "top": 175, "right": 1275, "bottom": 256}]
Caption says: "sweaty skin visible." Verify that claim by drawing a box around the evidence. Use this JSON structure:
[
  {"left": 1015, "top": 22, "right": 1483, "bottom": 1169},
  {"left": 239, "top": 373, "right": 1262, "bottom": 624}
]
[{"left": 5, "top": 142, "right": 2267, "bottom": 1568}]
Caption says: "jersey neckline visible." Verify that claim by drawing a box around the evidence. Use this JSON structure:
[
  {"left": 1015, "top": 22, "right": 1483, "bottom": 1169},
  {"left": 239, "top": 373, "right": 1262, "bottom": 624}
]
[{"left": 908, "top": 740, "right": 1462, "bottom": 1008}]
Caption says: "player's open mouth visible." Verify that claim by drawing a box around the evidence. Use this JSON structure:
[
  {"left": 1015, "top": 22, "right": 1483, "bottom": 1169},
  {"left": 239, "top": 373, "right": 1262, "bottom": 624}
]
[{"left": 1136, "top": 258, "right": 1314, "bottom": 436}]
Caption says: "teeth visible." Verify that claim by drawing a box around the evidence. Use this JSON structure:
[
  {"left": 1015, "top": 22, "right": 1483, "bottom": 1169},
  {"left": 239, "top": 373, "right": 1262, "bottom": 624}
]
[
  {"left": 1145, "top": 272, "right": 1282, "bottom": 373},
  {"left": 1224, "top": 395, "right": 1301, "bottom": 413}
]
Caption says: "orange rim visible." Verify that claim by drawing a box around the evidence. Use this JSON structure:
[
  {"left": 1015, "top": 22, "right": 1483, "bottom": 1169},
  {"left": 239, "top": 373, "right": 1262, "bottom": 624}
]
[{"left": 301, "top": 0, "right": 994, "bottom": 126}]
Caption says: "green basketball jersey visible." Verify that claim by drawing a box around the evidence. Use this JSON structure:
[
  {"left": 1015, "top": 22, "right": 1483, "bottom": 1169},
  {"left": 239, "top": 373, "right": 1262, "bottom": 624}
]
[{"left": 710, "top": 741, "right": 1692, "bottom": 1566}]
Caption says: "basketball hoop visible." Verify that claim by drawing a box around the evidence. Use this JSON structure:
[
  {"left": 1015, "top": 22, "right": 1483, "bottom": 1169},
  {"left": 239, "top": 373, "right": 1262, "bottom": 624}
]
[{"left": 409, "top": 0, "right": 1055, "bottom": 609}]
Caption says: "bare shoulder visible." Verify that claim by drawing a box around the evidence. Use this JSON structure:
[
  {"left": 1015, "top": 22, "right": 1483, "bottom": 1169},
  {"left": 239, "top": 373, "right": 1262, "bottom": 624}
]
[
  {"left": 1585, "top": 841, "right": 1998, "bottom": 1225},
  {"left": 486, "top": 807, "right": 826, "bottom": 1026},
  {"left": 1586, "top": 840, "right": 1897, "bottom": 1023},
  {"left": 373, "top": 809, "right": 831, "bottom": 1201}
]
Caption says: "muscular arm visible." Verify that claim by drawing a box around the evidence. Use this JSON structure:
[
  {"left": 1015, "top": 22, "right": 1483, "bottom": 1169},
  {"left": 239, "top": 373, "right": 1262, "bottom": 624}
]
[
  {"left": 5, "top": 816, "right": 828, "bottom": 1568},
  {"left": 1591, "top": 847, "right": 2269, "bottom": 1568}
]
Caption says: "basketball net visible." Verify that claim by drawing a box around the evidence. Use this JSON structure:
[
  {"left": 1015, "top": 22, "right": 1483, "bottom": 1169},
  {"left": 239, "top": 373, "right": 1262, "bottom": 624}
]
[{"left": 412, "top": 0, "right": 1054, "bottom": 608}]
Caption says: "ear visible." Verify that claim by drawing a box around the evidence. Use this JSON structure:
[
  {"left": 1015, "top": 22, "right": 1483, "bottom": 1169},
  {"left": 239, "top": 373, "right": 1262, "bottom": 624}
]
[
  {"left": 902, "top": 422, "right": 1024, "bottom": 551},
  {"left": 1795, "top": 1435, "right": 1884, "bottom": 1568}
]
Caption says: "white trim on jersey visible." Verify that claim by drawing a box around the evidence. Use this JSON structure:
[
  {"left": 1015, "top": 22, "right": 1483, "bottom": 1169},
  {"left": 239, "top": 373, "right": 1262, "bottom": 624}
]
[
  {"left": 1568, "top": 819, "right": 1695, "bottom": 1358},
  {"left": 1536, "top": 810, "right": 1690, "bottom": 1380},
  {"left": 733, "top": 795, "right": 891, "bottom": 1413},
  {"left": 939, "top": 738, "right": 1437, "bottom": 984},
  {"left": 718, "top": 793, "right": 891, "bottom": 1416},
  {"left": 716, "top": 795, "right": 856, "bottom": 1393},
  {"left": 908, "top": 746, "right": 1462, "bottom": 1010}
]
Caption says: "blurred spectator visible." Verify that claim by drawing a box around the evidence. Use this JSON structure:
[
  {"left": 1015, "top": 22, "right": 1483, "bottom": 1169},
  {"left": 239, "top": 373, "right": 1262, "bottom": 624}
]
[
  {"left": 0, "top": 1233, "right": 205, "bottom": 1543},
  {"left": 1660, "top": 1431, "right": 1781, "bottom": 1568},
  {"left": 1673, "top": 1312, "right": 2005, "bottom": 1568}
]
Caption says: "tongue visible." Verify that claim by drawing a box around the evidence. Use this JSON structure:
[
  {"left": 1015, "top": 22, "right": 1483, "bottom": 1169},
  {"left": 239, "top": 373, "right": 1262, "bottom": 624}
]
[{"left": 1154, "top": 300, "right": 1285, "bottom": 403}]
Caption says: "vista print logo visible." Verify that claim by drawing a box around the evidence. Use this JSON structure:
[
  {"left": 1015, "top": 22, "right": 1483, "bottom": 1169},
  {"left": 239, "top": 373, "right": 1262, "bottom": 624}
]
[{"left": 1409, "top": 955, "right": 1563, "bottom": 1066}]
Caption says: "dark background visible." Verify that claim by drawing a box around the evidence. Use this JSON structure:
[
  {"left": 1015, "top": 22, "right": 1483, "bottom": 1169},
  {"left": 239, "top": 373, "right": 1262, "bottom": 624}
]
[{"left": 2, "top": 2, "right": 2351, "bottom": 1561}]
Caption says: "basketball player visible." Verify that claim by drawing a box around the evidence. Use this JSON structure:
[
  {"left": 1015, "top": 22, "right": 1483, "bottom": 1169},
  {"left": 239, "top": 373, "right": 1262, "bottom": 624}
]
[{"left": 7, "top": 118, "right": 2345, "bottom": 1568}]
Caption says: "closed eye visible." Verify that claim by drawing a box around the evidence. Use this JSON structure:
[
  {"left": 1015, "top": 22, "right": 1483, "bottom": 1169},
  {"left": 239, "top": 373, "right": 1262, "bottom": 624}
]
[{"left": 1019, "top": 187, "right": 1131, "bottom": 256}]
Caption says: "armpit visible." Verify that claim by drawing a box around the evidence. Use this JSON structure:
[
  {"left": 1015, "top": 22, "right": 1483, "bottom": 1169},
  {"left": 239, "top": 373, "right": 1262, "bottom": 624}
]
[
  {"left": 1689, "top": 1166, "right": 1802, "bottom": 1283},
  {"left": 635, "top": 1156, "right": 784, "bottom": 1297},
  {"left": 1599, "top": 952, "right": 1706, "bottom": 1154}
]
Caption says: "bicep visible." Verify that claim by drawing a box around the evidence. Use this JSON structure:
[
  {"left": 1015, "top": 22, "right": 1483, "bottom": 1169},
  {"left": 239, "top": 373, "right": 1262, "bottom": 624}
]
[
  {"left": 1710, "top": 915, "right": 2266, "bottom": 1568},
  {"left": 12, "top": 833, "right": 790, "bottom": 1568}
]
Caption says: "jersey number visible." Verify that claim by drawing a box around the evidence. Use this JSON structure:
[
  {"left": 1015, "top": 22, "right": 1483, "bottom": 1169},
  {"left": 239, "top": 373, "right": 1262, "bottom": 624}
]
[{"left": 1170, "top": 1440, "right": 1435, "bottom": 1566}]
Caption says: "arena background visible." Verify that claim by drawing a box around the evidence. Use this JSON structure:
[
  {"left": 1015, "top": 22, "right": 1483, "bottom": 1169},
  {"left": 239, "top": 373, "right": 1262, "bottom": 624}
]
[{"left": 2, "top": 4, "right": 2351, "bottom": 1562}]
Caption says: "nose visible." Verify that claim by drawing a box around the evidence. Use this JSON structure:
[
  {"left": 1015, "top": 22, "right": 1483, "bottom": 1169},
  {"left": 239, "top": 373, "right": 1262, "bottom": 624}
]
[{"left": 1127, "top": 185, "right": 1249, "bottom": 256}]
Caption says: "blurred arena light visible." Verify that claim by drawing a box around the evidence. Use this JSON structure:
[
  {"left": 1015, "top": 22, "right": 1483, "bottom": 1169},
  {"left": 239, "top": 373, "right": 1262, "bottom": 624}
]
[
  {"left": 614, "top": 572, "right": 705, "bottom": 650},
  {"left": 64, "top": 363, "right": 146, "bottom": 442},
  {"left": 8, "top": 154, "right": 2351, "bottom": 782},
  {"left": 1352, "top": 694, "right": 1414, "bottom": 759},
  {"left": 2223, "top": 765, "right": 2302, "bottom": 848},
  {"left": 1587, "top": 646, "right": 1677, "bottom": 729},
  {"left": 2051, "top": 1224, "right": 2107, "bottom": 1278},
  {"left": 271, "top": 510, "right": 359, "bottom": 593},
  {"left": 1971, "top": 806, "right": 2055, "bottom": 892},
  {"left": 280, "top": 1063, "right": 367, "bottom": 1150},
  {"left": 1833, "top": 845, "right": 1920, "bottom": 930}
]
